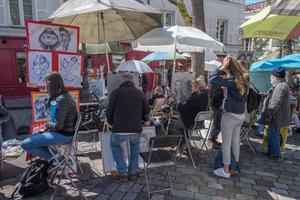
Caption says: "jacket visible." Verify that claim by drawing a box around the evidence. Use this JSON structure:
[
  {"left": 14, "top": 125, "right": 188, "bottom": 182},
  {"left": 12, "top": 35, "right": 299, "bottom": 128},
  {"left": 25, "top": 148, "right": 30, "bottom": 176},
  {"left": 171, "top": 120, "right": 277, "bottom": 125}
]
[
  {"left": 178, "top": 91, "right": 208, "bottom": 129},
  {"left": 107, "top": 81, "right": 150, "bottom": 133},
  {"left": 209, "top": 70, "right": 247, "bottom": 114},
  {"left": 263, "top": 80, "right": 290, "bottom": 128},
  {"left": 45, "top": 92, "right": 77, "bottom": 136},
  {"left": 210, "top": 85, "right": 223, "bottom": 109}
]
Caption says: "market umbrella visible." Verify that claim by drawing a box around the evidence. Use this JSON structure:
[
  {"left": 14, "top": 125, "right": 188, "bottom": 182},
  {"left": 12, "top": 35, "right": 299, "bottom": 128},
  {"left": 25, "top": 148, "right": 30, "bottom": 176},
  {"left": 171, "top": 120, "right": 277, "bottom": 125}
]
[
  {"left": 240, "top": 6, "right": 300, "bottom": 41},
  {"left": 132, "top": 25, "right": 224, "bottom": 73},
  {"left": 142, "top": 52, "right": 186, "bottom": 62},
  {"left": 115, "top": 60, "right": 153, "bottom": 73},
  {"left": 48, "top": 0, "right": 162, "bottom": 71},
  {"left": 270, "top": 0, "right": 300, "bottom": 16},
  {"left": 250, "top": 53, "right": 300, "bottom": 72}
]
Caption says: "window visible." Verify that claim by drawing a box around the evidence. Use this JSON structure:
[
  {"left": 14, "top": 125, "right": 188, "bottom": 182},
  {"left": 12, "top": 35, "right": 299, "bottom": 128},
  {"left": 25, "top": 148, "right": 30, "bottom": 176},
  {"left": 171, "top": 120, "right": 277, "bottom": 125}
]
[
  {"left": 216, "top": 19, "right": 228, "bottom": 43},
  {"left": 162, "top": 12, "right": 174, "bottom": 26},
  {"left": 0, "top": 0, "right": 6, "bottom": 25},
  {"left": 9, "top": 0, "right": 32, "bottom": 26},
  {"left": 16, "top": 52, "right": 26, "bottom": 84}
]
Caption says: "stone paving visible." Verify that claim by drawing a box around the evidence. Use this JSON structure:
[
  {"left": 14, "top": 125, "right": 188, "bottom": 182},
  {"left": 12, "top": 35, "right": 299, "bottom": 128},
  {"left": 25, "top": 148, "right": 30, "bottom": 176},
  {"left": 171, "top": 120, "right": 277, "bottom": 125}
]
[{"left": 1, "top": 130, "right": 300, "bottom": 200}]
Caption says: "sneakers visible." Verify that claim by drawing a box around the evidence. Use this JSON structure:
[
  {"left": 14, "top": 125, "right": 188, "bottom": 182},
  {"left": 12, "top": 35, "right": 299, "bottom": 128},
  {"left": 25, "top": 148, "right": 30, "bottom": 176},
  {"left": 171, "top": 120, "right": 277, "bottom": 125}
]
[{"left": 213, "top": 168, "right": 230, "bottom": 178}]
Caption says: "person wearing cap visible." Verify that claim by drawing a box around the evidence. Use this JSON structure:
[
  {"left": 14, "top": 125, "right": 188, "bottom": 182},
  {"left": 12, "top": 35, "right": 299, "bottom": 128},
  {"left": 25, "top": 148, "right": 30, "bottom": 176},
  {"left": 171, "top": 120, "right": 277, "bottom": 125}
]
[
  {"left": 107, "top": 73, "right": 150, "bottom": 181},
  {"left": 262, "top": 67, "right": 290, "bottom": 160}
]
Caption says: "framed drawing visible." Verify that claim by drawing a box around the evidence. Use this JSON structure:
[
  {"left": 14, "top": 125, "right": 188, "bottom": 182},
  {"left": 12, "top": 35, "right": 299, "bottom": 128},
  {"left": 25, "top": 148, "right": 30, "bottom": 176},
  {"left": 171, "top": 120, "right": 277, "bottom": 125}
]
[
  {"left": 57, "top": 53, "right": 83, "bottom": 88},
  {"left": 171, "top": 72, "right": 193, "bottom": 104},
  {"left": 27, "top": 51, "right": 52, "bottom": 87},
  {"left": 31, "top": 92, "right": 50, "bottom": 123},
  {"left": 89, "top": 79, "right": 105, "bottom": 99},
  {"left": 26, "top": 20, "right": 79, "bottom": 53}
]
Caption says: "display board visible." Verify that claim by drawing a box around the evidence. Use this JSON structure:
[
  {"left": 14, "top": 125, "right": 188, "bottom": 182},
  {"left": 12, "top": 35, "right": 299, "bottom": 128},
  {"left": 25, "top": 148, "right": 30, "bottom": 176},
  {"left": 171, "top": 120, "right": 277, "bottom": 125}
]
[
  {"left": 89, "top": 79, "right": 106, "bottom": 99},
  {"left": 107, "top": 72, "right": 140, "bottom": 95},
  {"left": 171, "top": 72, "right": 193, "bottom": 104},
  {"left": 101, "top": 126, "right": 156, "bottom": 174}
]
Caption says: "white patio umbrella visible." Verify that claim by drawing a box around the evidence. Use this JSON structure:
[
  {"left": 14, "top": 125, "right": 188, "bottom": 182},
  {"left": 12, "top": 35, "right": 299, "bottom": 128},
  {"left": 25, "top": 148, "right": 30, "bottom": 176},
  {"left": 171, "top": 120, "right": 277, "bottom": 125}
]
[
  {"left": 115, "top": 60, "right": 153, "bottom": 74},
  {"left": 132, "top": 25, "right": 224, "bottom": 73},
  {"left": 48, "top": 0, "right": 162, "bottom": 71}
]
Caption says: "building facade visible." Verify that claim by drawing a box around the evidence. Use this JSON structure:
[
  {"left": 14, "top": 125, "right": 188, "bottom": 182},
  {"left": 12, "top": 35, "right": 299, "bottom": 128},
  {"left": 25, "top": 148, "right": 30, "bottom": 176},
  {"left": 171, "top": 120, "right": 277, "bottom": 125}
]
[
  {"left": 142, "top": 0, "right": 245, "bottom": 55},
  {"left": 0, "top": 0, "right": 65, "bottom": 98}
]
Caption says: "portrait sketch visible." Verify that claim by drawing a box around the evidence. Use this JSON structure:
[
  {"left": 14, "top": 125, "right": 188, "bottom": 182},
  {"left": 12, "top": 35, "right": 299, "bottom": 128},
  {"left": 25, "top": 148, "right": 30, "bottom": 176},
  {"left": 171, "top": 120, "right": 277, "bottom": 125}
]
[
  {"left": 89, "top": 79, "right": 105, "bottom": 99},
  {"left": 58, "top": 54, "right": 82, "bottom": 87},
  {"left": 171, "top": 72, "right": 193, "bottom": 104},
  {"left": 27, "top": 21, "right": 79, "bottom": 53},
  {"left": 28, "top": 51, "right": 52, "bottom": 86},
  {"left": 236, "top": 51, "right": 256, "bottom": 63},
  {"left": 31, "top": 92, "right": 50, "bottom": 123}
]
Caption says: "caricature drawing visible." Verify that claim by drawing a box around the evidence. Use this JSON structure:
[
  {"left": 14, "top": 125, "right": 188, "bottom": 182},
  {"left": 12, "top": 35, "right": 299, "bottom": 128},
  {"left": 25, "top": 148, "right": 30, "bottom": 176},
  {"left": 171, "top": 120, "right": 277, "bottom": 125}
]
[
  {"left": 39, "top": 28, "right": 60, "bottom": 50},
  {"left": 31, "top": 53, "right": 51, "bottom": 84},
  {"left": 34, "top": 97, "right": 49, "bottom": 121},
  {"left": 59, "top": 56, "right": 79, "bottom": 82},
  {"left": 59, "top": 26, "right": 72, "bottom": 51}
]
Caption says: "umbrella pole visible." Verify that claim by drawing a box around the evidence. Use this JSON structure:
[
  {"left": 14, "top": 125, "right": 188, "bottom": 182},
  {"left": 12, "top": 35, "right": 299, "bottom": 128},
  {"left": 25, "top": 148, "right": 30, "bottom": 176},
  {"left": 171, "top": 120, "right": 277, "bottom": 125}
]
[
  {"left": 172, "top": 40, "right": 177, "bottom": 90},
  {"left": 100, "top": 12, "right": 111, "bottom": 72}
]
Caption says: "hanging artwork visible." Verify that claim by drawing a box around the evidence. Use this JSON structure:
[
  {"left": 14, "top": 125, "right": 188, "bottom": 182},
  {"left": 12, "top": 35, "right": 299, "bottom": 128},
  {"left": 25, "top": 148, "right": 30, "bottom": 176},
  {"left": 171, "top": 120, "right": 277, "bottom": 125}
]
[
  {"left": 26, "top": 20, "right": 79, "bottom": 53},
  {"left": 27, "top": 51, "right": 52, "bottom": 87},
  {"left": 31, "top": 92, "right": 50, "bottom": 123},
  {"left": 171, "top": 72, "right": 193, "bottom": 104},
  {"left": 57, "top": 53, "right": 83, "bottom": 87},
  {"left": 89, "top": 79, "right": 105, "bottom": 99},
  {"left": 236, "top": 51, "right": 256, "bottom": 64}
]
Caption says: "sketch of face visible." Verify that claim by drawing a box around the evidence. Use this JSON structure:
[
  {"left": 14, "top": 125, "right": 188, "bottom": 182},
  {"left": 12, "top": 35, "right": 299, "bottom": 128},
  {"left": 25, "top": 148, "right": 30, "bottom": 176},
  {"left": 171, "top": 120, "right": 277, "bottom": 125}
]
[
  {"left": 39, "top": 28, "right": 59, "bottom": 50},
  {"left": 34, "top": 98, "right": 49, "bottom": 120},
  {"left": 238, "top": 54, "right": 246, "bottom": 61},
  {"left": 60, "top": 58, "right": 73, "bottom": 82},
  {"left": 59, "top": 27, "right": 72, "bottom": 51},
  {"left": 33, "top": 55, "right": 50, "bottom": 81},
  {"left": 246, "top": 54, "right": 252, "bottom": 62}
]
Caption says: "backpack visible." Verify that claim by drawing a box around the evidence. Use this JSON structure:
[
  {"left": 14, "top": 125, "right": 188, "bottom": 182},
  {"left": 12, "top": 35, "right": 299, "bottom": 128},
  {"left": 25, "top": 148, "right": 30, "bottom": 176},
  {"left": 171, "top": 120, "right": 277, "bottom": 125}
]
[
  {"left": 11, "top": 159, "right": 51, "bottom": 199},
  {"left": 247, "top": 86, "right": 261, "bottom": 113}
]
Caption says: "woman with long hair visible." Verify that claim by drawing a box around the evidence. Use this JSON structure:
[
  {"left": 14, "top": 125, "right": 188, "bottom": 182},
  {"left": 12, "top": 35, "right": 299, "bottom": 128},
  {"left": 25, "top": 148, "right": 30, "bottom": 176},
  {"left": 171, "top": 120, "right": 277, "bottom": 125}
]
[
  {"left": 21, "top": 72, "right": 77, "bottom": 161},
  {"left": 209, "top": 56, "right": 251, "bottom": 178}
]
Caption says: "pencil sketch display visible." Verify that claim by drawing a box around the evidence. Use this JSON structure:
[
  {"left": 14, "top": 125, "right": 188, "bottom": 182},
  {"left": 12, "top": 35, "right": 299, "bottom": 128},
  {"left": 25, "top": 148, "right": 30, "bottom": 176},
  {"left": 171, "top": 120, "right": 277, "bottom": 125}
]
[
  {"left": 31, "top": 92, "right": 50, "bottom": 123},
  {"left": 89, "top": 79, "right": 105, "bottom": 99},
  {"left": 28, "top": 51, "right": 52, "bottom": 86},
  {"left": 107, "top": 72, "right": 139, "bottom": 95},
  {"left": 58, "top": 54, "right": 82, "bottom": 87},
  {"left": 172, "top": 72, "right": 193, "bottom": 104},
  {"left": 27, "top": 21, "right": 79, "bottom": 53}
]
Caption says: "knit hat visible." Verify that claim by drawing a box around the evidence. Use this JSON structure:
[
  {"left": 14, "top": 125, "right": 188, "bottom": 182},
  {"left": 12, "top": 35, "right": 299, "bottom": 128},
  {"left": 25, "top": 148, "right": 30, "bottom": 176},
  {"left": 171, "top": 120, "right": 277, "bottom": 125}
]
[{"left": 271, "top": 67, "right": 286, "bottom": 79}]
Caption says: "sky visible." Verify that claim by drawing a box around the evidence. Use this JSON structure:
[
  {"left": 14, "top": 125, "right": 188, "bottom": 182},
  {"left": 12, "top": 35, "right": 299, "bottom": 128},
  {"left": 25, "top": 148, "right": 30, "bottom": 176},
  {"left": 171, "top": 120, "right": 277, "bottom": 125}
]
[{"left": 245, "top": 0, "right": 266, "bottom": 5}]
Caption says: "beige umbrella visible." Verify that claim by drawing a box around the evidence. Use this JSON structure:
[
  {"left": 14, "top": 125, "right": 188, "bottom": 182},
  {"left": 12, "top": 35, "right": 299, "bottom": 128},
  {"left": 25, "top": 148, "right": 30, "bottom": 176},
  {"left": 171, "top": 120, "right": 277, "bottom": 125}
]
[{"left": 48, "top": 0, "right": 162, "bottom": 71}]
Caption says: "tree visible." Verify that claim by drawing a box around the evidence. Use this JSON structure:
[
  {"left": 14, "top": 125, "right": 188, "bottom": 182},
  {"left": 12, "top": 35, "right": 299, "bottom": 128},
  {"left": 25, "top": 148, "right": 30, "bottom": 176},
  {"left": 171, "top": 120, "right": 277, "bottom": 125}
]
[{"left": 168, "top": 0, "right": 206, "bottom": 77}]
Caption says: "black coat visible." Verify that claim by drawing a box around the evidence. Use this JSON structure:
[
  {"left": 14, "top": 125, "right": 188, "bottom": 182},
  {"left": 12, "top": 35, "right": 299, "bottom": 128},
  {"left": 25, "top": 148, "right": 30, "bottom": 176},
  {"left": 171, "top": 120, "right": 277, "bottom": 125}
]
[
  {"left": 107, "top": 81, "right": 150, "bottom": 133},
  {"left": 178, "top": 91, "right": 209, "bottom": 129}
]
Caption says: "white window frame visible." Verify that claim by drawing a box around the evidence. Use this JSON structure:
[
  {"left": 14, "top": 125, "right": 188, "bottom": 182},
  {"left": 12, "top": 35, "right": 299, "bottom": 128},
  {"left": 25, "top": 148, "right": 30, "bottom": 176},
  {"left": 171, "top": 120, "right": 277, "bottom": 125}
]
[
  {"left": 0, "top": 0, "right": 7, "bottom": 25},
  {"left": 163, "top": 11, "right": 175, "bottom": 26},
  {"left": 34, "top": 0, "right": 64, "bottom": 21},
  {"left": 8, "top": 0, "right": 34, "bottom": 27},
  {"left": 216, "top": 19, "right": 228, "bottom": 44}
]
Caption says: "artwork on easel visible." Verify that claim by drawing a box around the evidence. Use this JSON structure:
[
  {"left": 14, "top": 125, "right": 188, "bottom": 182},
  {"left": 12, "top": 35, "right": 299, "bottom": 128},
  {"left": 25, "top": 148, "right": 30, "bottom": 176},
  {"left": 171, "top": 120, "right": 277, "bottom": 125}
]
[
  {"left": 171, "top": 72, "right": 193, "bottom": 104},
  {"left": 101, "top": 127, "right": 156, "bottom": 174},
  {"left": 89, "top": 79, "right": 105, "bottom": 99},
  {"left": 57, "top": 53, "right": 83, "bottom": 87},
  {"left": 27, "top": 51, "right": 52, "bottom": 87},
  {"left": 26, "top": 20, "right": 79, "bottom": 53},
  {"left": 31, "top": 92, "right": 50, "bottom": 123}
]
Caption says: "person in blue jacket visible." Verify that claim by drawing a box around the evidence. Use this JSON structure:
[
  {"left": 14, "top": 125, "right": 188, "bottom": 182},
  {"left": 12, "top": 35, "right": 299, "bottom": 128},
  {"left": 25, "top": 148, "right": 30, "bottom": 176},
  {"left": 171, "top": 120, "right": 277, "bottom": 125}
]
[{"left": 209, "top": 55, "right": 251, "bottom": 178}]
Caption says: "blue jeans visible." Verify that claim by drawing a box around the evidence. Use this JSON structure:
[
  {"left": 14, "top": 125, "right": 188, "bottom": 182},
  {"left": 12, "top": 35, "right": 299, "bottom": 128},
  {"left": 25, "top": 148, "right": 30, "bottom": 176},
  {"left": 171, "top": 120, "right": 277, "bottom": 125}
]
[
  {"left": 20, "top": 132, "right": 73, "bottom": 160},
  {"left": 267, "top": 123, "right": 281, "bottom": 158},
  {"left": 110, "top": 133, "right": 140, "bottom": 176},
  {"left": 0, "top": 132, "right": 3, "bottom": 150}
]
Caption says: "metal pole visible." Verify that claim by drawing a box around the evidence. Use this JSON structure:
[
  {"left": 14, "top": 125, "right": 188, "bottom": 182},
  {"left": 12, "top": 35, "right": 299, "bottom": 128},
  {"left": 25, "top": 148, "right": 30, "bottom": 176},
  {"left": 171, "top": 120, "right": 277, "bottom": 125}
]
[{"left": 101, "top": 12, "right": 111, "bottom": 72}]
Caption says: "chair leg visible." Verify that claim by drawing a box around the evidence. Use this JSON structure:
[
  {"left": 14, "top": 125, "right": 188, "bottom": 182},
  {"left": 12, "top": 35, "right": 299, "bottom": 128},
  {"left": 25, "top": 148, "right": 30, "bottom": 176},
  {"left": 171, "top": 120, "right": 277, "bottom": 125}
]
[
  {"left": 144, "top": 163, "right": 151, "bottom": 200},
  {"left": 167, "top": 166, "right": 173, "bottom": 195},
  {"left": 245, "top": 135, "right": 256, "bottom": 155},
  {"left": 184, "top": 130, "right": 196, "bottom": 169}
]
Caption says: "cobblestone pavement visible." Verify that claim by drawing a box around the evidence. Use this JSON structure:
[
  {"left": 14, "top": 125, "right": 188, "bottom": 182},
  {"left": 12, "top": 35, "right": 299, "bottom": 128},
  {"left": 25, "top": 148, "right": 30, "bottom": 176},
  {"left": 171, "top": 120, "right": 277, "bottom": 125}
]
[{"left": 1, "top": 130, "right": 300, "bottom": 200}]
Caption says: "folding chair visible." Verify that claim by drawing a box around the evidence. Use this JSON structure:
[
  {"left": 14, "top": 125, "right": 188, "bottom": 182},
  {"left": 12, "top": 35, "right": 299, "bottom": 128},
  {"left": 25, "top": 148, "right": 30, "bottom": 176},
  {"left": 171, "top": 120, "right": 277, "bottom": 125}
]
[
  {"left": 189, "top": 111, "right": 213, "bottom": 151},
  {"left": 47, "top": 113, "right": 87, "bottom": 200},
  {"left": 140, "top": 135, "right": 182, "bottom": 200},
  {"left": 240, "top": 111, "right": 257, "bottom": 155}
]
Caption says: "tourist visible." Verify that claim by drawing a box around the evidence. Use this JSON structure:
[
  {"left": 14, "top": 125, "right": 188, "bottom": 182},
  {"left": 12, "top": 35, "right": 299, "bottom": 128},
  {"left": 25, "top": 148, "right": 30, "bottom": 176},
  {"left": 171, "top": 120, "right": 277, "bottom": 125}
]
[
  {"left": 20, "top": 72, "right": 77, "bottom": 161},
  {"left": 148, "top": 86, "right": 164, "bottom": 106},
  {"left": 209, "top": 55, "right": 250, "bottom": 178},
  {"left": 261, "top": 67, "right": 290, "bottom": 160},
  {"left": 107, "top": 73, "right": 150, "bottom": 181}
]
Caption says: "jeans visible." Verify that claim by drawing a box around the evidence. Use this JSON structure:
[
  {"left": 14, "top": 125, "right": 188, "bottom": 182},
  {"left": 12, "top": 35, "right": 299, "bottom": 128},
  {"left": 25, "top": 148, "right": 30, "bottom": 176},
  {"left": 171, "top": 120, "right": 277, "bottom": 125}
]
[
  {"left": 267, "top": 122, "right": 281, "bottom": 158},
  {"left": 209, "top": 107, "right": 222, "bottom": 142},
  {"left": 0, "top": 131, "right": 3, "bottom": 150},
  {"left": 20, "top": 132, "right": 73, "bottom": 160},
  {"left": 110, "top": 133, "right": 140, "bottom": 176}
]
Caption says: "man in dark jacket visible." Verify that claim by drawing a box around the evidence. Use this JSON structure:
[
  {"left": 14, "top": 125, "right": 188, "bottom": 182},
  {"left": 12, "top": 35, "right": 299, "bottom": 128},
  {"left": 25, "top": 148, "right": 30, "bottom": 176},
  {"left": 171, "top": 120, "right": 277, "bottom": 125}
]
[
  {"left": 263, "top": 67, "right": 290, "bottom": 160},
  {"left": 107, "top": 73, "right": 150, "bottom": 181}
]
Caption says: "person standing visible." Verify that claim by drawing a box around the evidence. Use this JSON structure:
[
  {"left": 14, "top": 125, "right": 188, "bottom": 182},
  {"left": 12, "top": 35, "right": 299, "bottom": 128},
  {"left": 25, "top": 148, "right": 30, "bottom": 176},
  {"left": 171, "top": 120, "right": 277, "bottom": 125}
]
[
  {"left": 262, "top": 67, "right": 290, "bottom": 160},
  {"left": 209, "top": 56, "right": 250, "bottom": 178},
  {"left": 107, "top": 73, "right": 150, "bottom": 181}
]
